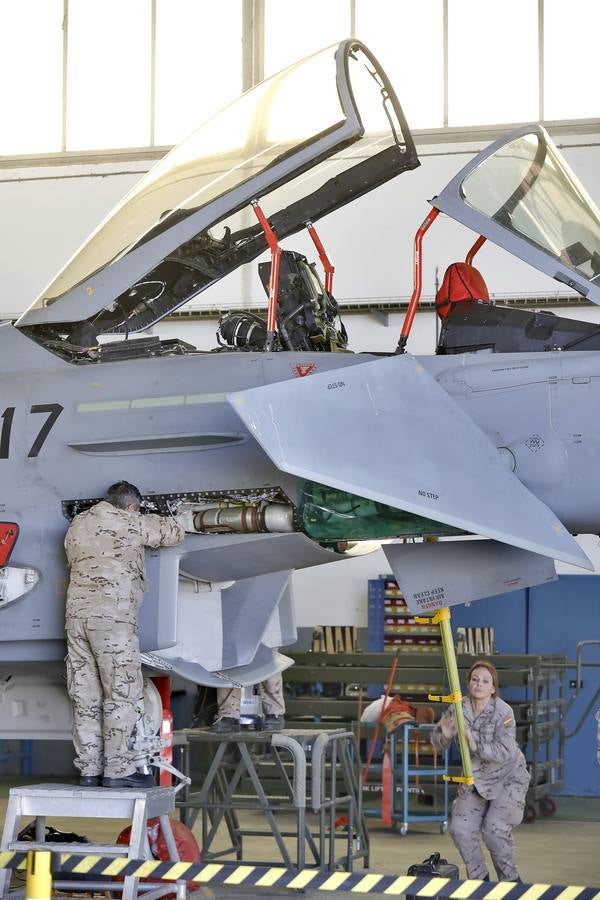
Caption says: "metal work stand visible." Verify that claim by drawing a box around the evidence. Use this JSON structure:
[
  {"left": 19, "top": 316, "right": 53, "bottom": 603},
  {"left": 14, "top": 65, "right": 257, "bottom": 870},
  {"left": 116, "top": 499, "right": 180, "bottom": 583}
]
[
  {"left": 177, "top": 727, "right": 369, "bottom": 872},
  {"left": 524, "top": 655, "right": 565, "bottom": 821},
  {"left": 0, "top": 783, "right": 182, "bottom": 900}
]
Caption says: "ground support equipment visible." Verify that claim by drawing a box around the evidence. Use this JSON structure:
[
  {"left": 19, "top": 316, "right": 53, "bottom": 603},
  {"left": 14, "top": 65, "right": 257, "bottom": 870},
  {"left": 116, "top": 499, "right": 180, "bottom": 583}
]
[
  {"left": 524, "top": 655, "right": 565, "bottom": 822},
  {"left": 362, "top": 723, "right": 449, "bottom": 835},
  {"left": 177, "top": 727, "right": 368, "bottom": 872},
  {"left": 0, "top": 783, "right": 182, "bottom": 900}
]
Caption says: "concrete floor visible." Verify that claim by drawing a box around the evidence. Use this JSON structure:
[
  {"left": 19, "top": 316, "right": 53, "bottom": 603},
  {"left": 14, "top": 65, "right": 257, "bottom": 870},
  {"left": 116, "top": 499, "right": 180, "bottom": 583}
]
[{"left": 0, "top": 790, "right": 599, "bottom": 892}]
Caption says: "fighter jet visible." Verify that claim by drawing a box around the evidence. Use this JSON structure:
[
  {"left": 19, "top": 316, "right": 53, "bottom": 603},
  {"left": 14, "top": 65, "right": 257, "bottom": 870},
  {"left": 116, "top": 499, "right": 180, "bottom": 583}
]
[{"left": 1, "top": 39, "right": 600, "bottom": 708}]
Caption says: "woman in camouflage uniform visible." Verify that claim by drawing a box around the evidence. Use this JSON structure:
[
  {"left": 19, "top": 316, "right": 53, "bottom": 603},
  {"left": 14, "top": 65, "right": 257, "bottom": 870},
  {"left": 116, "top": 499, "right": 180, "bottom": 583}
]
[{"left": 432, "top": 660, "right": 530, "bottom": 882}]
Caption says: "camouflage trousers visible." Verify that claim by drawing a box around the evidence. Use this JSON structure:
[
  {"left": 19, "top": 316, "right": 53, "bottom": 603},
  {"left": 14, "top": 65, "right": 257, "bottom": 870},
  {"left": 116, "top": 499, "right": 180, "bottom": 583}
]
[
  {"left": 216, "top": 673, "right": 285, "bottom": 721},
  {"left": 65, "top": 615, "right": 143, "bottom": 778},
  {"left": 449, "top": 783, "right": 526, "bottom": 880}
]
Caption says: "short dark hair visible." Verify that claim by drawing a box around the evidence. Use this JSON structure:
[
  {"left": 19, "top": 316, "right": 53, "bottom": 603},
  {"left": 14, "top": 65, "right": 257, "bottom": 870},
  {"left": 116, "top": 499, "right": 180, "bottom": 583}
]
[{"left": 106, "top": 481, "right": 142, "bottom": 510}]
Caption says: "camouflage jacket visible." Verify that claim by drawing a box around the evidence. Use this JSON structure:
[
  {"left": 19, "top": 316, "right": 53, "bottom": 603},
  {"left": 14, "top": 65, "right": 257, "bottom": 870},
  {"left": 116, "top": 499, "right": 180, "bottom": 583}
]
[
  {"left": 432, "top": 695, "right": 530, "bottom": 800},
  {"left": 64, "top": 500, "right": 184, "bottom": 622}
]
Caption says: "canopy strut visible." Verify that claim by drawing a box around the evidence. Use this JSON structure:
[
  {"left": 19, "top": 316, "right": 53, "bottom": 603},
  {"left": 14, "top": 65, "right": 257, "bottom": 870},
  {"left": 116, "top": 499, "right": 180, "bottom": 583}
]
[
  {"left": 396, "top": 207, "right": 440, "bottom": 352},
  {"left": 306, "top": 221, "right": 335, "bottom": 294},
  {"left": 466, "top": 235, "right": 487, "bottom": 265},
  {"left": 252, "top": 200, "right": 281, "bottom": 352}
]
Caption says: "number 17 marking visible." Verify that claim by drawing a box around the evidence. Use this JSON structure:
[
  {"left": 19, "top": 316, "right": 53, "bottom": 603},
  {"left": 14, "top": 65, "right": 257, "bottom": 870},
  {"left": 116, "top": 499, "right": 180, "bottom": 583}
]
[{"left": 0, "top": 404, "right": 63, "bottom": 459}]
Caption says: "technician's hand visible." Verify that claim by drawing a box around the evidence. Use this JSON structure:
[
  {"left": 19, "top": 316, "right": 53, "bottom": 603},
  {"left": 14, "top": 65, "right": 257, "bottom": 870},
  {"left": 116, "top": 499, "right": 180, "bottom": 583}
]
[{"left": 440, "top": 715, "right": 458, "bottom": 741}]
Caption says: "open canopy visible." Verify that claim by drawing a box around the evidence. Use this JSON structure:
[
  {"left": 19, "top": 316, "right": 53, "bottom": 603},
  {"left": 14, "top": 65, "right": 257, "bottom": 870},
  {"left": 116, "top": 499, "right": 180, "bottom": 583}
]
[
  {"left": 16, "top": 39, "right": 418, "bottom": 338},
  {"left": 432, "top": 124, "right": 600, "bottom": 305}
]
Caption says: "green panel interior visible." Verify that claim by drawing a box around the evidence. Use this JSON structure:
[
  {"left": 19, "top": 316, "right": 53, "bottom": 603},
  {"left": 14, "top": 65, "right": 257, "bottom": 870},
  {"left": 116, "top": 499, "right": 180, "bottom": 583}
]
[{"left": 297, "top": 480, "right": 462, "bottom": 541}]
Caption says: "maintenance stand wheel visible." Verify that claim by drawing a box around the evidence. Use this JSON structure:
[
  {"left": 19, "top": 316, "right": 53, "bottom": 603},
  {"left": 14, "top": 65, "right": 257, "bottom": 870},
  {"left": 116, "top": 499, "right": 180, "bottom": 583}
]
[
  {"left": 399, "top": 823, "right": 408, "bottom": 836},
  {"left": 523, "top": 803, "right": 537, "bottom": 824},
  {"left": 538, "top": 796, "right": 557, "bottom": 817},
  {"left": 440, "top": 821, "right": 448, "bottom": 834}
]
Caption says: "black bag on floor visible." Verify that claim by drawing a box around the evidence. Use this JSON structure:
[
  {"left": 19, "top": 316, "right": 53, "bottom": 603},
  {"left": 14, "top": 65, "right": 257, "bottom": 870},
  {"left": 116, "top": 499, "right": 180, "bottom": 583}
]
[{"left": 407, "top": 852, "right": 459, "bottom": 881}]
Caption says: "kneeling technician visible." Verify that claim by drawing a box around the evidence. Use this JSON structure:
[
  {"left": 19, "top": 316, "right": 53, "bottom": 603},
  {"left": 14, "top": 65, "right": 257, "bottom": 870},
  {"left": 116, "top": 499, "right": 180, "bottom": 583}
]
[{"left": 432, "top": 660, "right": 530, "bottom": 882}]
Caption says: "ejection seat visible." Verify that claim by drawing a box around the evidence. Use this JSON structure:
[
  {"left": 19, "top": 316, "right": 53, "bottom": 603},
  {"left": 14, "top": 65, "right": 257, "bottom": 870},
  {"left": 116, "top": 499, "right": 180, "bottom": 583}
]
[{"left": 435, "top": 261, "right": 490, "bottom": 320}]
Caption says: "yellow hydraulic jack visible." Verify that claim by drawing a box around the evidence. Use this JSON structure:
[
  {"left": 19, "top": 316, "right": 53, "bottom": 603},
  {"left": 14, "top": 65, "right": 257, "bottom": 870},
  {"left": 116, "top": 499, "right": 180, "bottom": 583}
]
[{"left": 415, "top": 607, "right": 474, "bottom": 787}]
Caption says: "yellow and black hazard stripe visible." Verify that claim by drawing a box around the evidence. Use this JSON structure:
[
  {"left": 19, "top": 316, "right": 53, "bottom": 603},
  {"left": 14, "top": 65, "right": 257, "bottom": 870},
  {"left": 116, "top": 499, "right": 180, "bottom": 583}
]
[
  {"left": 0, "top": 852, "right": 26, "bottom": 872},
  {"left": 2, "top": 852, "right": 599, "bottom": 898}
]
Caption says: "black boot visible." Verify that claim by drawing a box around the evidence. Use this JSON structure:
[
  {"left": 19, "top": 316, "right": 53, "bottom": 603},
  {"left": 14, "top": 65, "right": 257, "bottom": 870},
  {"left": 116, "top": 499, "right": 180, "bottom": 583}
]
[
  {"left": 210, "top": 716, "right": 240, "bottom": 734},
  {"left": 262, "top": 715, "right": 285, "bottom": 732},
  {"left": 79, "top": 775, "right": 101, "bottom": 787},
  {"left": 103, "top": 771, "right": 155, "bottom": 789}
]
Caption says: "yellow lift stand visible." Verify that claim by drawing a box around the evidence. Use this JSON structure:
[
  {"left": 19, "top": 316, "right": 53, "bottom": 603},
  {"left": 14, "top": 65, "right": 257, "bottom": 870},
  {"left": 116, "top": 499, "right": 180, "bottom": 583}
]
[{"left": 415, "top": 607, "right": 474, "bottom": 786}]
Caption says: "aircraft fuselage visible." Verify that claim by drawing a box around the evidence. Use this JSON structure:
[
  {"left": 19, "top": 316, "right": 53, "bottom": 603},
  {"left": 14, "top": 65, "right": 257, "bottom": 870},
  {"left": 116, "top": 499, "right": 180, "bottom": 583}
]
[{"left": 1, "top": 322, "right": 599, "bottom": 664}]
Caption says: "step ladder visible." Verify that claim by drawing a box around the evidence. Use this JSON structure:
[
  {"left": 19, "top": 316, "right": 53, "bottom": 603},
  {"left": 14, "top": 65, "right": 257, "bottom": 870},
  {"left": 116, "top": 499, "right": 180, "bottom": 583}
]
[{"left": 0, "top": 783, "right": 181, "bottom": 900}]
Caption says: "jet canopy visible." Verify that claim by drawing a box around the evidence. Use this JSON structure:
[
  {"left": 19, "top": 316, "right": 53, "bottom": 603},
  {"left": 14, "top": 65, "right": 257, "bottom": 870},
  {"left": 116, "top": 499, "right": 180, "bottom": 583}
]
[
  {"left": 17, "top": 39, "right": 418, "bottom": 342},
  {"left": 433, "top": 124, "right": 600, "bottom": 305}
]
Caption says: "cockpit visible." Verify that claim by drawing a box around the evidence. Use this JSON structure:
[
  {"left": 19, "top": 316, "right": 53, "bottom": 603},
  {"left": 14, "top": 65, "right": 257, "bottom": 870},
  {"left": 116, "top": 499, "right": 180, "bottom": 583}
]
[
  {"left": 432, "top": 125, "right": 600, "bottom": 304},
  {"left": 15, "top": 40, "right": 418, "bottom": 362},
  {"left": 397, "top": 124, "right": 600, "bottom": 356}
]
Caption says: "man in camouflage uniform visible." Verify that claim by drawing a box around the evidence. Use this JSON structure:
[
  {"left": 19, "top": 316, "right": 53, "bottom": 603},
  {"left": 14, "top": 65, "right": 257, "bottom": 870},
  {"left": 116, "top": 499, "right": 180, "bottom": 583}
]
[
  {"left": 64, "top": 481, "right": 184, "bottom": 788},
  {"left": 212, "top": 674, "right": 286, "bottom": 733},
  {"left": 432, "top": 661, "right": 530, "bottom": 882}
]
